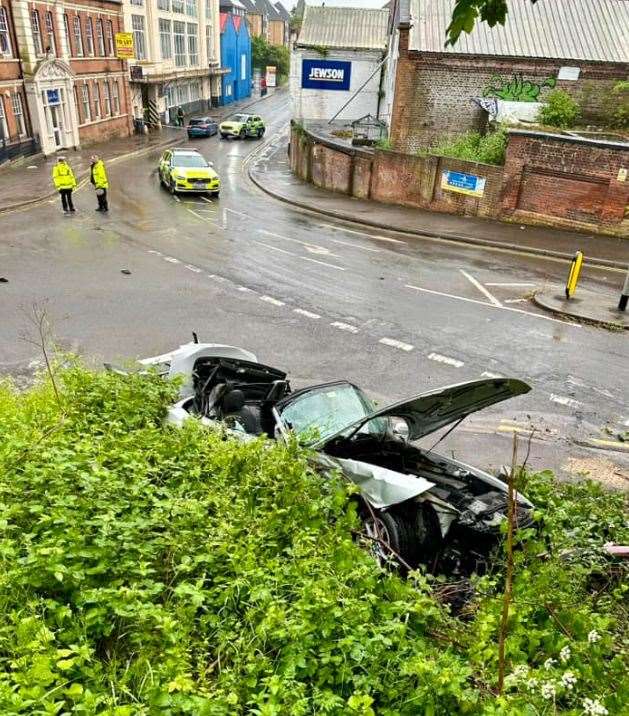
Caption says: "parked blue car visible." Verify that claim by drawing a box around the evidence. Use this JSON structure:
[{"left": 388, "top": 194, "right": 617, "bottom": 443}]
[{"left": 187, "top": 117, "right": 219, "bottom": 139}]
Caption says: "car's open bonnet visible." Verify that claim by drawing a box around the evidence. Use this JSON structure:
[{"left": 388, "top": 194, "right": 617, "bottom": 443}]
[{"left": 313, "top": 378, "right": 531, "bottom": 447}]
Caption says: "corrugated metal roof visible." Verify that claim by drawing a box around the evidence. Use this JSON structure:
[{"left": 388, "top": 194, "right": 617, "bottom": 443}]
[
  {"left": 409, "top": 0, "right": 629, "bottom": 63},
  {"left": 297, "top": 6, "right": 389, "bottom": 51}
]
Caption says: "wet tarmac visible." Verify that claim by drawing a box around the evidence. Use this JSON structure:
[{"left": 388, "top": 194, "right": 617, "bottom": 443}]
[{"left": 1, "top": 90, "right": 627, "bottom": 482}]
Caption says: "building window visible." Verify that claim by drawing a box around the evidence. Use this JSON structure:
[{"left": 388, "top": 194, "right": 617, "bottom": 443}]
[
  {"left": 96, "top": 19, "right": 105, "bottom": 55},
  {"left": 73, "top": 16, "right": 83, "bottom": 56},
  {"left": 177, "top": 83, "right": 188, "bottom": 105},
  {"left": 31, "top": 10, "right": 44, "bottom": 55},
  {"left": 205, "top": 24, "right": 212, "bottom": 62},
  {"left": 173, "top": 21, "right": 186, "bottom": 67},
  {"left": 131, "top": 15, "right": 146, "bottom": 60},
  {"left": 73, "top": 84, "right": 80, "bottom": 122},
  {"left": 93, "top": 81, "right": 100, "bottom": 119},
  {"left": 45, "top": 11, "right": 56, "bottom": 56},
  {"left": 107, "top": 20, "right": 114, "bottom": 55},
  {"left": 63, "top": 14, "right": 71, "bottom": 55},
  {"left": 187, "top": 23, "right": 198, "bottom": 66},
  {"left": 157, "top": 0, "right": 170, "bottom": 9},
  {"left": 11, "top": 93, "right": 26, "bottom": 135},
  {"left": 0, "top": 97, "right": 8, "bottom": 139},
  {"left": 189, "top": 81, "right": 200, "bottom": 101},
  {"left": 204, "top": 0, "right": 211, "bottom": 17},
  {"left": 164, "top": 84, "right": 175, "bottom": 108},
  {"left": 186, "top": 0, "right": 197, "bottom": 17},
  {"left": 0, "top": 7, "right": 13, "bottom": 56},
  {"left": 112, "top": 81, "right": 120, "bottom": 114},
  {"left": 130, "top": 0, "right": 144, "bottom": 4},
  {"left": 103, "top": 82, "right": 111, "bottom": 116},
  {"left": 172, "top": 0, "right": 184, "bottom": 13},
  {"left": 81, "top": 83, "right": 90, "bottom": 122},
  {"left": 84, "top": 17, "right": 94, "bottom": 55},
  {"left": 159, "top": 18, "right": 172, "bottom": 60}
]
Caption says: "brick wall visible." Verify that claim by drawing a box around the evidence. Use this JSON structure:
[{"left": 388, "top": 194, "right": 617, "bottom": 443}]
[
  {"left": 290, "top": 124, "right": 629, "bottom": 237},
  {"left": 502, "top": 130, "right": 629, "bottom": 231},
  {"left": 390, "top": 28, "right": 627, "bottom": 153}
]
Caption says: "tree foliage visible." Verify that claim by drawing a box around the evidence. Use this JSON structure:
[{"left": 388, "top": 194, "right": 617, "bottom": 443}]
[
  {"left": 0, "top": 365, "right": 627, "bottom": 714},
  {"left": 427, "top": 128, "right": 508, "bottom": 165},
  {"left": 446, "top": 0, "right": 539, "bottom": 46},
  {"left": 537, "top": 90, "right": 581, "bottom": 129},
  {"left": 251, "top": 35, "right": 290, "bottom": 78}
]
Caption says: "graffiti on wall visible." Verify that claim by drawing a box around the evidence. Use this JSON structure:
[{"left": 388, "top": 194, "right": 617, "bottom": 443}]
[{"left": 482, "top": 73, "right": 556, "bottom": 102}]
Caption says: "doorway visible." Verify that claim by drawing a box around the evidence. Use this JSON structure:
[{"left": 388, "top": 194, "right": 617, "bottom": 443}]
[{"left": 49, "top": 104, "right": 63, "bottom": 148}]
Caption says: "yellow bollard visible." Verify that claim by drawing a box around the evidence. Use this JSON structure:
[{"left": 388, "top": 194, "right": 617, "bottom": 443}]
[{"left": 565, "top": 251, "right": 584, "bottom": 300}]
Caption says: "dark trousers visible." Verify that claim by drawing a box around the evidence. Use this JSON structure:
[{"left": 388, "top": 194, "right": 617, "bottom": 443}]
[
  {"left": 60, "top": 189, "right": 74, "bottom": 211},
  {"left": 97, "top": 189, "right": 108, "bottom": 211}
]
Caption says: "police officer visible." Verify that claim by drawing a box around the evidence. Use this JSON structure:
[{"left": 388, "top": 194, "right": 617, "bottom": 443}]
[
  {"left": 177, "top": 106, "right": 185, "bottom": 127},
  {"left": 52, "top": 156, "right": 77, "bottom": 213},
  {"left": 90, "top": 154, "right": 109, "bottom": 212}
]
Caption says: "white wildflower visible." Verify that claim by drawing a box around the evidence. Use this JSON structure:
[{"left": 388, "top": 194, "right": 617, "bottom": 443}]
[
  {"left": 559, "top": 645, "right": 571, "bottom": 663},
  {"left": 541, "top": 682, "right": 556, "bottom": 700},
  {"left": 582, "top": 697, "right": 608, "bottom": 716},
  {"left": 588, "top": 629, "right": 601, "bottom": 643},
  {"left": 560, "top": 671, "right": 577, "bottom": 690},
  {"left": 544, "top": 657, "right": 556, "bottom": 670},
  {"left": 526, "top": 678, "right": 538, "bottom": 691},
  {"left": 512, "top": 664, "right": 528, "bottom": 679}
]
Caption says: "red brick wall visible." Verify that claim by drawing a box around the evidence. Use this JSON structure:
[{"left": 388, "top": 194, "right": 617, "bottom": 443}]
[
  {"left": 390, "top": 28, "right": 627, "bottom": 153},
  {"left": 502, "top": 131, "right": 629, "bottom": 231}
]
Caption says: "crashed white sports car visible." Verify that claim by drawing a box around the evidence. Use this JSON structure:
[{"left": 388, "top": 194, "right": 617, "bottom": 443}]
[{"left": 109, "top": 340, "right": 534, "bottom": 572}]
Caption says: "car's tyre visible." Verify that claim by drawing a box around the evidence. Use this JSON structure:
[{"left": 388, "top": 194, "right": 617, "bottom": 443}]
[
  {"left": 256, "top": 128, "right": 263, "bottom": 139},
  {"left": 169, "top": 179, "right": 176, "bottom": 195},
  {"left": 361, "top": 505, "right": 420, "bottom": 570},
  {"left": 239, "top": 129, "right": 246, "bottom": 140},
  {"left": 220, "top": 133, "right": 227, "bottom": 139},
  {"left": 212, "top": 191, "right": 220, "bottom": 198}
]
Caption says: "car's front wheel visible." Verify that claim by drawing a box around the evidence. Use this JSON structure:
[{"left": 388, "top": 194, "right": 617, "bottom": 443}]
[
  {"left": 220, "top": 133, "right": 227, "bottom": 139},
  {"left": 212, "top": 191, "right": 220, "bottom": 198},
  {"left": 239, "top": 129, "right": 246, "bottom": 140},
  {"left": 169, "top": 179, "right": 177, "bottom": 195},
  {"left": 256, "top": 128, "right": 263, "bottom": 139}
]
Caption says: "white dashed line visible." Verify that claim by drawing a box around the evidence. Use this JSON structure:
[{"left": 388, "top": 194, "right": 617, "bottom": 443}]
[
  {"left": 259, "top": 295, "right": 285, "bottom": 307},
  {"left": 328, "top": 238, "right": 381, "bottom": 253},
  {"left": 148, "top": 250, "right": 163, "bottom": 256},
  {"left": 163, "top": 256, "right": 180, "bottom": 264},
  {"left": 184, "top": 264, "right": 202, "bottom": 273},
  {"left": 481, "top": 371, "right": 505, "bottom": 379},
  {"left": 331, "top": 321, "right": 359, "bottom": 334},
  {"left": 200, "top": 196, "right": 213, "bottom": 204},
  {"left": 173, "top": 195, "right": 181, "bottom": 203},
  {"left": 321, "top": 223, "right": 406, "bottom": 244},
  {"left": 294, "top": 308, "right": 321, "bottom": 319},
  {"left": 186, "top": 208, "right": 209, "bottom": 223},
  {"left": 255, "top": 240, "right": 294, "bottom": 256},
  {"left": 379, "top": 337, "right": 414, "bottom": 352},
  {"left": 237, "top": 286, "right": 254, "bottom": 293},
  {"left": 302, "top": 256, "right": 346, "bottom": 271},
  {"left": 550, "top": 394, "right": 582, "bottom": 409},
  {"left": 459, "top": 269, "right": 502, "bottom": 307},
  {"left": 428, "top": 352, "right": 464, "bottom": 368},
  {"left": 207, "top": 274, "right": 225, "bottom": 282}
]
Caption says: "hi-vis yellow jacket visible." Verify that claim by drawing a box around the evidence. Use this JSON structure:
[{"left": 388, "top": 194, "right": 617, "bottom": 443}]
[
  {"left": 52, "top": 162, "right": 77, "bottom": 191},
  {"left": 91, "top": 160, "right": 109, "bottom": 189}
]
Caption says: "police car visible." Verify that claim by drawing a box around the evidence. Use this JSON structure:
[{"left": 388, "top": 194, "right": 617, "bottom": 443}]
[
  {"left": 158, "top": 148, "right": 220, "bottom": 196},
  {"left": 219, "top": 113, "right": 265, "bottom": 140}
]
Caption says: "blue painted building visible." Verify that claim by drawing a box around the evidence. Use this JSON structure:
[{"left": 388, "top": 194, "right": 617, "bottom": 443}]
[{"left": 220, "top": 13, "right": 252, "bottom": 104}]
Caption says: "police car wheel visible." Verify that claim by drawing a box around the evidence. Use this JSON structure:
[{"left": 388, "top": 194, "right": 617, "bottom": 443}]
[
  {"left": 169, "top": 180, "right": 176, "bottom": 195},
  {"left": 220, "top": 134, "right": 227, "bottom": 139}
]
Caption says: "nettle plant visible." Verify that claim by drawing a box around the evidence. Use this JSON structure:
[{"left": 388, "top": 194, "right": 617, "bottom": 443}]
[{"left": 0, "top": 364, "right": 626, "bottom": 715}]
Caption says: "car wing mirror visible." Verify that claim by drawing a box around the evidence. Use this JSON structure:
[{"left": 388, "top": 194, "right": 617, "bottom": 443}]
[
  {"left": 209, "top": 161, "right": 214, "bottom": 166},
  {"left": 390, "top": 417, "right": 410, "bottom": 442}
]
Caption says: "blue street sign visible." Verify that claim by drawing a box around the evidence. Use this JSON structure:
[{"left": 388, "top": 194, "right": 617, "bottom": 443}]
[
  {"left": 46, "top": 89, "right": 61, "bottom": 106},
  {"left": 441, "top": 170, "right": 486, "bottom": 197},
  {"left": 302, "top": 59, "right": 351, "bottom": 91}
]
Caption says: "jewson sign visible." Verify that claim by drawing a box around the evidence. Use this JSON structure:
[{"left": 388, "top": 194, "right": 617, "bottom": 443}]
[
  {"left": 441, "top": 170, "right": 486, "bottom": 198},
  {"left": 302, "top": 59, "right": 351, "bottom": 91}
]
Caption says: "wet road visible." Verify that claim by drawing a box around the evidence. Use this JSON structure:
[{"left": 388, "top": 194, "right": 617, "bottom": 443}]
[{"left": 1, "top": 90, "right": 627, "bottom": 480}]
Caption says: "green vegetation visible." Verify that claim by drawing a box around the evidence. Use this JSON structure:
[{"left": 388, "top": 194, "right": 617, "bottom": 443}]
[
  {"left": 610, "top": 81, "right": 629, "bottom": 130},
  {"left": 0, "top": 365, "right": 627, "bottom": 714},
  {"left": 537, "top": 90, "right": 581, "bottom": 129},
  {"left": 251, "top": 36, "right": 290, "bottom": 80},
  {"left": 426, "top": 128, "right": 508, "bottom": 165},
  {"left": 375, "top": 137, "right": 394, "bottom": 150}
]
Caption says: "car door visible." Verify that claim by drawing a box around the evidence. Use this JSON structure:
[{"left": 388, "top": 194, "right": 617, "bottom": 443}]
[
  {"left": 160, "top": 151, "right": 171, "bottom": 180},
  {"left": 253, "top": 116, "right": 262, "bottom": 130}
]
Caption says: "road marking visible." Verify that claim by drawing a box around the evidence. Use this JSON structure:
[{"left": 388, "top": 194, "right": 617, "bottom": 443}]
[
  {"left": 163, "top": 256, "right": 180, "bottom": 264},
  {"left": 237, "top": 286, "right": 254, "bottom": 292},
  {"left": 504, "top": 298, "right": 528, "bottom": 304},
  {"left": 259, "top": 229, "right": 338, "bottom": 257},
  {"left": 200, "top": 196, "right": 213, "bottom": 204},
  {"left": 225, "top": 207, "right": 248, "bottom": 219},
  {"left": 485, "top": 282, "right": 536, "bottom": 287},
  {"left": 588, "top": 438, "right": 629, "bottom": 452},
  {"left": 207, "top": 274, "right": 225, "bottom": 282},
  {"left": 173, "top": 195, "right": 181, "bottom": 203},
  {"left": 255, "top": 241, "right": 294, "bottom": 256},
  {"left": 294, "top": 308, "right": 321, "bottom": 319},
  {"left": 428, "top": 352, "right": 464, "bottom": 368},
  {"left": 459, "top": 269, "right": 502, "bottom": 307},
  {"left": 302, "top": 256, "right": 346, "bottom": 271},
  {"left": 379, "top": 337, "right": 414, "bottom": 352},
  {"left": 186, "top": 208, "right": 210, "bottom": 223},
  {"left": 550, "top": 394, "right": 582, "bottom": 409},
  {"left": 184, "top": 264, "right": 202, "bottom": 273},
  {"left": 482, "top": 371, "right": 505, "bottom": 379},
  {"left": 328, "top": 238, "right": 381, "bottom": 253},
  {"left": 147, "top": 250, "right": 163, "bottom": 256},
  {"left": 331, "top": 321, "right": 359, "bottom": 333},
  {"left": 405, "top": 284, "right": 582, "bottom": 327},
  {"left": 320, "top": 223, "right": 406, "bottom": 244},
  {"left": 259, "top": 295, "right": 285, "bottom": 306}
]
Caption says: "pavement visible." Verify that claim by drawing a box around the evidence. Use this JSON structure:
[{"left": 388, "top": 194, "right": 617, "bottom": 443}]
[
  {"left": 1, "top": 89, "right": 628, "bottom": 485},
  {"left": 533, "top": 287, "right": 629, "bottom": 329},
  {"left": 249, "top": 143, "right": 628, "bottom": 270},
  {"left": 0, "top": 89, "right": 278, "bottom": 213}
]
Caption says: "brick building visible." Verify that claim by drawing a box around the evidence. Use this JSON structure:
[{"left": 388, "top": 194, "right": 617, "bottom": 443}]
[
  {"left": 387, "top": 0, "right": 629, "bottom": 152},
  {"left": 3, "top": 0, "right": 133, "bottom": 158}
]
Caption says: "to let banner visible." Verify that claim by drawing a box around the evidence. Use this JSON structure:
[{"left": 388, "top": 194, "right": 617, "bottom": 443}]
[
  {"left": 115, "top": 32, "right": 135, "bottom": 60},
  {"left": 441, "top": 170, "right": 486, "bottom": 198}
]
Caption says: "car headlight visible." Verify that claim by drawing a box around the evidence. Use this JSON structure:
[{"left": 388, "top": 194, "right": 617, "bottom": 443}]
[{"left": 172, "top": 173, "right": 185, "bottom": 180}]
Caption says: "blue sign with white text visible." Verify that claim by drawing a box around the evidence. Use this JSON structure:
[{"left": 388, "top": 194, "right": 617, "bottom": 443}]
[
  {"left": 302, "top": 59, "right": 351, "bottom": 91},
  {"left": 441, "top": 170, "right": 486, "bottom": 197},
  {"left": 46, "top": 89, "right": 61, "bottom": 106}
]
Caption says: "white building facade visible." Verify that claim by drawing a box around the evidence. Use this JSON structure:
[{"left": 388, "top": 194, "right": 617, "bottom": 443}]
[{"left": 122, "top": 0, "right": 222, "bottom": 126}]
